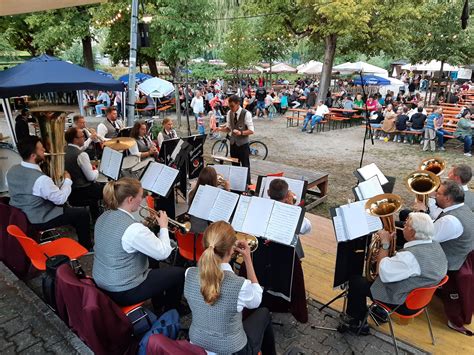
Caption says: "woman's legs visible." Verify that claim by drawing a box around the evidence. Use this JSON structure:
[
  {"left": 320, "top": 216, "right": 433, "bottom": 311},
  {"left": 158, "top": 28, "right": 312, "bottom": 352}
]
[{"left": 236, "top": 308, "right": 276, "bottom": 355}]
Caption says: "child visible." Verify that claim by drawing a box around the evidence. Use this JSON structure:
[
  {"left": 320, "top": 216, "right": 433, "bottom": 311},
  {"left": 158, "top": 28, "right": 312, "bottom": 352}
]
[
  {"left": 197, "top": 112, "right": 205, "bottom": 135},
  {"left": 208, "top": 111, "right": 220, "bottom": 140},
  {"left": 268, "top": 102, "right": 277, "bottom": 120}
]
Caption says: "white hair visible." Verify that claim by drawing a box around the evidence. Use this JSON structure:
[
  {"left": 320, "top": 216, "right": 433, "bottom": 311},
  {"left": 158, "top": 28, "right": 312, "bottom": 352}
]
[{"left": 408, "top": 212, "right": 434, "bottom": 240}]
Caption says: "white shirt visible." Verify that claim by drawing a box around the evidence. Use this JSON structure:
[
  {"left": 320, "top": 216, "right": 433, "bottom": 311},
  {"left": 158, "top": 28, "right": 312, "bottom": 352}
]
[
  {"left": 430, "top": 203, "right": 465, "bottom": 243},
  {"left": 97, "top": 119, "right": 124, "bottom": 141},
  {"left": 185, "top": 262, "right": 263, "bottom": 312},
  {"left": 315, "top": 104, "right": 329, "bottom": 117},
  {"left": 157, "top": 129, "right": 177, "bottom": 148},
  {"left": 225, "top": 106, "right": 255, "bottom": 133},
  {"left": 118, "top": 208, "right": 173, "bottom": 261},
  {"left": 81, "top": 127, "right": 101, "bottom": 151},
  {"left": 68, "top": 144, "right": 98, "bottom": 182},
  {"left": 378, "top": 239, "right": 433, "bottom": 283},
  {"left": 21, "top": 161, "right": 72, "bottom": 205},
  {"left": 190, "top": 96, "right": 204, "bottom": 114}
]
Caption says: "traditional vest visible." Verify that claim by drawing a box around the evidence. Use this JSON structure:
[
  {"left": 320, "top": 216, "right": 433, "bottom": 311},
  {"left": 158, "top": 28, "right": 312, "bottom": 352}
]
[
  {"left": 184, "top": 268, "right": 247, "bottom": 354},
  {"left": 135, "top": 137, "right": 151, "bottom": 152},
  {"left": 65, "top": 145, "right": 91, "bottom": 189},
  {"left": 7, "top": 164, "right": 63, "bottom": 224},
  {"left": 93, "top": 210, "right": 149, "bottom": 292},
  {"left": 371, "top": 241, "right": 447, "bottom": 305},
  {"left": 439, "top": 205, "right": 474, "bottom": 271},
  {"left": 464, "top": 190, "right": 474, "bottom": 212},
  {"left": 161, "top": 129, "right": 176, "bottom": 142},
  {"left": 228, "top": 109, "right": 250, "bottom": 147},
  {"left": 103, "top": 119, "right": 119, "bottom": 138}
]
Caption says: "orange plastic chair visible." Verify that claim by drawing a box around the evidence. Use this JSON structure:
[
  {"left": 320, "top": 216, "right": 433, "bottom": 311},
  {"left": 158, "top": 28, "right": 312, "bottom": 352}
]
[
  {"left": 368, "top": 275, "right": 449, "bottom": 354},
  {"left": 120, "top": 301, "right": 145, "bottom": 316},
  {"left": 175, "top": 230, "right": 204, "bottom": 263},
  {"left": 146, "top": 195, "right": 154, "bottom": 209},
  {"left": 6, "top": 225, "right": 88, "bottom": 271},
  {"left": 247, "top": 171, "right": 284, "bottom": 192}
]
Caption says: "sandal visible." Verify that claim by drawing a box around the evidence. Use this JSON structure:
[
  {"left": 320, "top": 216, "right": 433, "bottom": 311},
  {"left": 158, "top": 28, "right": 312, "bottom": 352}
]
[{"left": 448, "top": 321, "right": 473, "bottom": 336}]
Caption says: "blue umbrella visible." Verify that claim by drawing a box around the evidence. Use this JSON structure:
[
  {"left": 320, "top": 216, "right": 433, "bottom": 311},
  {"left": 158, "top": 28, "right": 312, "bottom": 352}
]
[
  {"left": 119, "top": 73, "right": 153, "bottom": 84},
  {"left": 353, "top": 74, "right": 390, "bottom": 86},
  {"left": 95, "top": 69, "right": 114, "bottom": 79}
]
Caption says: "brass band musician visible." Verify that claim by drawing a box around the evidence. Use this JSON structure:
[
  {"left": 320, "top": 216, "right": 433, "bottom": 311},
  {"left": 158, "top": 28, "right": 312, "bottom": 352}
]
[
  {"left": 157, "top": 117, "right": 178, "bottom": 149},
  {"left": 128, "top": 121, "right": 158, "bottom": 159}
]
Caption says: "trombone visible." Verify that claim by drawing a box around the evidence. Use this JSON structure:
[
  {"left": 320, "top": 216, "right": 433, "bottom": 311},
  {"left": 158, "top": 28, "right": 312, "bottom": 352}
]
[{"left": 139, "top": 204, "right": 191, "bottom": 234}]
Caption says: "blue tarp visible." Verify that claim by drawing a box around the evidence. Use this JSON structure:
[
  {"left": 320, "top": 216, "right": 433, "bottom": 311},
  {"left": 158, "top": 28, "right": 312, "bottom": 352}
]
[
  {"left": 0, "top": 55, "right": 124, "bottom": 98},
  {"left": 95, "top": 69, "right": 114, "bottom": 79},
  {"left": 353, "top": 75, "right": 391, "bottom": 86},
  {"left": 119, "top": 73, "right": 152, "bottom": 84}
]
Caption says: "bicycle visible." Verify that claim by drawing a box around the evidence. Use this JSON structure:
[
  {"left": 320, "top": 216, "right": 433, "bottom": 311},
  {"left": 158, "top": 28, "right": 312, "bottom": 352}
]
[{"left": 211, "top": 135, "right": 268, "bottom": 161}]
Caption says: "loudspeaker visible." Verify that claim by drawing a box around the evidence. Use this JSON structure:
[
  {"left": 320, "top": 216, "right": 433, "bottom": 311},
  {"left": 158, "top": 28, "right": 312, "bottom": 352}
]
[{"left": 138, "top": 23, "right": 150, "bottom": 48}]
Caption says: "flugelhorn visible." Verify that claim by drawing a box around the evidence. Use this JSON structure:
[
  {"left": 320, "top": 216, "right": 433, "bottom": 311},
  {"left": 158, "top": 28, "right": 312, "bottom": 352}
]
[
  {"left": 405, "top": 170, "right": 440, "bottom": 206},
  {"left": 419, "top": 157, "right": 446, "bottom": 176},
  {"left": 364, "top": 193, "right": 402, "bottom": 282},
  {"left": 139, "top": 204, "right": 191, "bottom": 234},
  {"left": 232, "top": 232, "right": 258, "bottom": 259}
]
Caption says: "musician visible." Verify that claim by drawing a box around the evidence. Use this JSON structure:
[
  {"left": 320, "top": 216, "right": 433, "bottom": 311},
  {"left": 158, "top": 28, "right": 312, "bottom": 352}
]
[
  {"left": 97, "top": 107, "right": 123, "bottom": 140},
  {"left": 188, "top": 166, "right": 230, "bottom": 234},
  {"left": 6, "top": 136, "right": 93, "bottom": 250},
  {"left": 64, "top": 127, "right": 104, "bottom": 220},
  {"left": 447, "top": 164, "right": 474, "bottom": 211},
  {"left": 414, "top": 180, "right": 474, "bottom": 272},
  {"left": 93, "top": 178, "right": 184, "bottom": 313},
  {"left": 72, "top": 115, "right": 100, "bottom": 152},
  {"left": 128, "top": 121, "right": 157, "bottom": 159},
  {"left": 267, "top": 178, "right": 311, "bottom": 258},
  {"left": 184, "top": 221, "right": 276, "bottom": 355},
  {"left": 216, "top": 94, "right": 254, "bottom": 184},
  {"left": 344, "top": 213, "right": 447, "bottom": 335},
  {"left": 157, "top": 118, "right": 177, "bottom": 149}
]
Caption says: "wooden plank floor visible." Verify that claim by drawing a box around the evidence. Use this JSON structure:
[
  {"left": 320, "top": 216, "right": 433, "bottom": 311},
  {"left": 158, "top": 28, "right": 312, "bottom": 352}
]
[{"left": 300, "top": 213, "right": 473, "bottom": 354}]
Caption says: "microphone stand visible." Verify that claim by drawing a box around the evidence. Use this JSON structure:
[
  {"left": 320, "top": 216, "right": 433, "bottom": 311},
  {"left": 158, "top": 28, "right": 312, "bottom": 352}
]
[{"left": 358, "top": 70, "right": 374, "bottom": 169}]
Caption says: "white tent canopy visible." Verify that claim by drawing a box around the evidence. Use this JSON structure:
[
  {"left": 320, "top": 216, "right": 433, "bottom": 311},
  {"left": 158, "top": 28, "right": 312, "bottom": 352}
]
[
  {"left": 333, "top": 61, "right": 389, "bottom": 77},
  {"left": 401, "top": 60, "right": 459, "bottom": 72},
  {"left": 137, "top": 77, "right": 174, "bottom": 98},
  {"left": 265, "top": 63, "right": 297, "bottom": 73},
  {"left": 298, "top": 61, "right": 324, "bottom": 75}
]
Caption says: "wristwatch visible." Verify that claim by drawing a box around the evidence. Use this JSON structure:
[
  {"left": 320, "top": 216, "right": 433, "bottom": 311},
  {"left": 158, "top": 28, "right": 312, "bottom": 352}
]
[{"left": 381, "top": 242, "right": 390, "bottom": 250}]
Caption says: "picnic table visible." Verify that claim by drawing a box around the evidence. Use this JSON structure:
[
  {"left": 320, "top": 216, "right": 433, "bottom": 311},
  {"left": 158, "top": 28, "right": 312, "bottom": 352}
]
[{"left": 250, "top": 159, "right": 329, "bottom": 209}]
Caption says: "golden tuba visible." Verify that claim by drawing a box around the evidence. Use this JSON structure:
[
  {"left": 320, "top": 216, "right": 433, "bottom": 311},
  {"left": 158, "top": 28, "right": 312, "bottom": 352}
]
[
  {"left": 32, "top": 111, "right": 68, "bottom": 186},
  {"left": 419, "top": 157, "right": 446, "bottom": 176},
  {"left": 405, "top": 170, "right": 440, "bottom": 206},
  {"left": 364, "top": 193, "right": 402, "bottom": 282}
]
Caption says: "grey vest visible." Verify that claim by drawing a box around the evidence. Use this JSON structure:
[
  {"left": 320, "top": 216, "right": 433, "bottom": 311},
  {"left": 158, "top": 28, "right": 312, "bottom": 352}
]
[
  {"left": 464, "top": 190, "right": 474, "bottom": 212},
  {"left": 65, "top": 145, "right": 91, "bottom": 189},
  {"left": 371, "top": 241, "right": 447, "bottom": 305},
  {"left": 7, "top": 164, "right": 63, "bottom": 224},
  {"left": 440, "top": 205, "right": 474, "bottom": 271},
  {"left": 184, "top": 268, "right": 247, "bottom": 354},
  {"left": 103, "top": 119, "right": 119, "bottom": 138},
  {"left": 228, "top": 109, "right": 250, "bottom": 147},
  {"left": 93, "top": 209, "right": 149, "bottom": 292},
  {"left": 135, "top": 137, "right": 150, "bottom": 152},
  {"left": 161, "top": 129, "right": 176, "bottom": 143}
]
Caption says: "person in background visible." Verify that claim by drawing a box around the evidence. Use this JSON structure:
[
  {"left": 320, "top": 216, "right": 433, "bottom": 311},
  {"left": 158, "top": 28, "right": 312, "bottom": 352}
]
[
  {"left": 408, "top": 106, "right": 426, "bottom": 144},
  {"left": 381, "top": 104, "right": 397, "bottom": 141},
  {"left": 95, "top": 91, "right": 111, "bottom": 117},
  {"left": 366, "top": 95, "right": 377, "bottom": 113},
  {"left": 255, "top": 85, "right": 267, "bottom": 118},
  {"left": 394, "top": 106, "right": 409, "bottom": 143},
  {"left": 14, "top": 108, "right": 32, "bottom": 142},
  {"left": 423, "top": 106, "right": 441, "bottom": 152},
  {"left": 197, "top": 112, "right": 206, "bottom": 135},
  {"left": 190, "top": 91, "right": 205, "bottom": 129},
  {"left": 301, "top": 100, "right": 329, "bottom": 134},
  {"left": 448, "top": 164, "right": 473, "bottom": 211},
  {"left": 454, "top": 109, "right": 472, "bottom": 157}
]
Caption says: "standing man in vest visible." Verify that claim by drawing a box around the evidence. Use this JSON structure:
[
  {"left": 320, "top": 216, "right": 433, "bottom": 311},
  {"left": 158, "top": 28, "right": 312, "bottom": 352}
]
[
  {"left": 217, "top": 94, "right": 254, "bottom": 184},
  {"left": 343, "top": 213, "right": 447, "bottom": 335},
  {"left": 65, "top": 127, "right": 104, "bottom": 220},
  {"left": 97, "top": 107, "right": 123, "bottom": 140},
  {"left": 448, "top": 164, "right": 474, "bottom": 211},
  {"left": 7, "top": 136, "right": 93, "bottom": 250}
]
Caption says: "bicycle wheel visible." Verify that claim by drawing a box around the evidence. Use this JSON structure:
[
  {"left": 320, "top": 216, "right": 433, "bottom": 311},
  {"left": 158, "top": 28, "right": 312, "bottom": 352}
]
[
  {"left": 211, "top": 139, "right": 229, "bottom": 160},
  {"left": 249, "top": 141, "right": 268, "bottom": 160}
]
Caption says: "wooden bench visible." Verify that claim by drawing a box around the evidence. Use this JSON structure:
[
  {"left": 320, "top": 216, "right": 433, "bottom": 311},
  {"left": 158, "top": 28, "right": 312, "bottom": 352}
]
[
  {"left": 157, "top": 105, "right": 172, "bottom": 118},
  {"left": 286, "top": 108, "right": 307, "bottom": 127},
  {"left": 136, "top": 106, "right": 155, "bottom": 118}
]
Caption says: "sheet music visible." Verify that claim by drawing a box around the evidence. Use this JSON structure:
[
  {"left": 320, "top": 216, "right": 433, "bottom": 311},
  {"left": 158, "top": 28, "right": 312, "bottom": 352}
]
[
  {"left": 366, "top": 213, "right": 383, "bottom": 232},
  {"left": 171, "top": 139, "right": 184, "bottom": 161},
  {"left": 188, "top": 185, "right": 220, "bottom": 220},
  {"left": 208, "top": 189, "right": 240, "bottom": 222},
  {"left": 231, "top": 195, "right": 252, "bottom": 231},
  {"left": 264, "top": 201, "right": 302, "bottom": 245},
  {"left": 336, "top": 200, "right": 383, "bottom": 241},
  {"left": 260, "top": 176, "right": 305, "bottom": 205},
  {"left": 357, "top": 163, "right": 389, "bottom": 185},
  {"left": 228, "top": 166, "right": 248, "bottom": 192},
  {"left": 332, "top": 215, "right": 347, "bottom": 242},
  {"left": 154, "top": 165, "right": 179, "bottom": 196},
  {"left": 100, "top": 147, "right": 122, "bottom": 180},
  {"left": 241, "top": 197, "right": 273, "bottom": 236},
  {"left": 212, "top": 165, "right": 230, "bottom": 180},
  {"left": 357, "top": 175, "right": 384, "bottom": 200},
  {"left": 141, "top": 162, "right": 163, "bottom": 192}
]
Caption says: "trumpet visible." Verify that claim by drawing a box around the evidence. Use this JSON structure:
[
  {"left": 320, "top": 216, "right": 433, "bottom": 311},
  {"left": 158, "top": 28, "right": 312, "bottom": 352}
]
[
  {"left": 84, "top": 127, "right": 105, "bottom": 142},
  {"left": 232, "top": 232, "right": 258, "bottom": 259},
  {"left": 139, "top": 204, "right": 191, "bottom": 234}
]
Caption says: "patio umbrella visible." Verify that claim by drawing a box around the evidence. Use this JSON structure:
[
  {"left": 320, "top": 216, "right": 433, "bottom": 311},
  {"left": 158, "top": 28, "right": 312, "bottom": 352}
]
[
  {"left": 353, "top": 75, "right": 391, "bottom": 86},
  {"left": 138, "top": 77, "right": 174, "bottom": 98},
  {"left": 95, "top": 69, "right": 113, "bottom": 78},
  {"left": 298, "top": 61, "right": 324, "bottom": 74},
  {"left": 265, "top": 63, "right": 297, "bottom": 73},
  {"left": 119, "top": 73, "right": 153, "bottom": 84},
  {"left": 333, "top": 61, "right": 388, "bottom": 77},
  {"left": 401, "top": 61, "right": 458, "bottom": 72}
]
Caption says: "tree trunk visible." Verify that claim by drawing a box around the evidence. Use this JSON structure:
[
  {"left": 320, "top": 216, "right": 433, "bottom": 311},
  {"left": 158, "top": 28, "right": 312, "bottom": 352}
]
[
  {"left": 317, "top": 34, "right": 337, "bottom": 102},
  {"left": 269, "top": 59, "right": 272, "bottom": 89},
  {"left": 81, "top": 35, "right": 94, "bottom": 70},
  {"left": 145, "top": 56, "right": 159, "bottom": 76}
]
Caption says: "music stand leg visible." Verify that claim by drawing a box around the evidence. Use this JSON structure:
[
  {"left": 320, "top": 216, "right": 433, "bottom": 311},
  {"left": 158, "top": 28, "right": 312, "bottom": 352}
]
[{"left": 318, "top": 290, "right": 347, "bottom": 313}]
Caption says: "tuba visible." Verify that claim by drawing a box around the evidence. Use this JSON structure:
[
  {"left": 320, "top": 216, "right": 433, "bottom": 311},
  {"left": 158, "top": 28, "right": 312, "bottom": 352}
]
[
  {"left": 405, "top": 170, "right": 440, "bottom": 206},
  {"left": 364, "top": 193, "right": 402, "bottom": 282},
  {"left": 419, "top": 157, "right": 446, "bottom": 176},
  {"left": 33, "top": 111, "right": 68, "bottom": 186}
]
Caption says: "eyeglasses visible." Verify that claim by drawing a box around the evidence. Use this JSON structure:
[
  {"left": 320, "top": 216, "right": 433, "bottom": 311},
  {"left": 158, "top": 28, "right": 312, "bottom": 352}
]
[{"left": 76, "top": 135, "right": 85, "bottom": 139}]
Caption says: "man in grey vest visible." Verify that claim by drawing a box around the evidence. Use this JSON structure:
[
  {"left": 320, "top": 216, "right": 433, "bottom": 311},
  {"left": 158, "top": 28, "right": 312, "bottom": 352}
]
[
  {"left": 64, "top": 127, "right": 104, "bottom": 220},
  {"left": 96, "top": 107, "right": 123, "bottom": 140},
  {"left": 448, "top": 164, "right": 474, "bottom": 211},
  {"left": 344, "top": 213, "right": 447, "bottom": 335},
  {"left": 7, "top": 136, "right": 92, "bottom": 250},
  {"left": 217, "top": 94, "right": 254, "bottom": 184}
]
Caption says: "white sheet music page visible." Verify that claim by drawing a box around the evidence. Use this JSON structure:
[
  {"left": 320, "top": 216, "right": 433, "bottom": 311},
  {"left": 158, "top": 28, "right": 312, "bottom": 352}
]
[
  {"left": 358, "top": 175, "right": 384, "bottom": 200},
  {"left": 261, "top": 176, "right": 305, "bottom": 205},
  {"left": 232, "top": 195, "right": 252, "bottom": 231},
  {"left": 339, "top": 201, "right": 369, "bottom": 240},
  {"left": 108, "top": 149, "right": 123, "bottom": 180},
  {"left": 264, "top": 201, "right": 302, "bottom": 245},
  {"left": 229, "top": 166, "right": 248, "bottom": 192},
  {"left": 208, "top": 189, "right": 239, "bottom": 222},
  {"left": 153, "top": 164, "right": 179, "bottom": 197},
  {"left": 241, "top": 197, "right": 274, "bottom": 236},
  {"left": 357, "top": 163, "right": 389, "bottom": 185},
  {"left": 188, "top": 185, "right": 220, "bottom": 220},
  {"left": 332, "top": 213, "right": 348, "bottom": 242},
  {"left": 141, "top": 162, "right": 164, "bottom": 193},
  {"left": 99, "top": 147, "right": 111, "bottom": 176},
  {"left": 212, "top": 165, "right": 230, "bottom": 180},
  {"left": 365, "top": 211, "right": 383, "bottom": 232}
]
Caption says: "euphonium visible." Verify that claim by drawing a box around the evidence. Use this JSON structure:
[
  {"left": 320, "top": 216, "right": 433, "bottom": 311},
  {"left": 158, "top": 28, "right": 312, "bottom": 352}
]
[
  {"left": 139, "top": 204, "right": 191, "bottom": 234},
  {"left": 216, "top": 174, "right": 227, "bottom": 188},
  {"left": 405, "top": 170, "right": 440, "bottom": 206},
  {"left": 364, "top": 193, "right": 402, "bottom": 282},
  {"left": 419, "top": 157, "right": 446, "bottom": 176},
  {"left": 232, "top": 232, "right": 258, "bottom": 259},
  {"left": 33, "top": 111, "right": 68, "bottom": 186}
]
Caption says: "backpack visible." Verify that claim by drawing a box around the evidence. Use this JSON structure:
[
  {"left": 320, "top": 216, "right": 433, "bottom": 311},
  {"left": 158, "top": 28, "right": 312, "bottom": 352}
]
[
  {"left": 137, "top": 309, "right": 180, "bottom": 355},
  {"left": 42, "top": 255, "right": 72, "bottom": 311}
]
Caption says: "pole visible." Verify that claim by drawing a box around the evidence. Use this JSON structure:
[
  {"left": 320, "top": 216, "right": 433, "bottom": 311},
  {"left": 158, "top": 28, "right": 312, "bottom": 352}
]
[{"left": 126, "top": 0, "right": 139, "bottom": 126}]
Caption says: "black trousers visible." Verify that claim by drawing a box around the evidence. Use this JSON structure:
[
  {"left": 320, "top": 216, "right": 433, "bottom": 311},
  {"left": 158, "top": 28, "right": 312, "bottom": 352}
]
[
  {"left": 68, "top": 183, "right": 104, "bottom": 220},
  {"left": 106, "top": 267, "right": 185, "bottom": 314},
  {"left": 230, "top": 143, "right": 251, "bottom": 184},
  {"left": 235, "top": 308, "right": 276, "bottom": 355},
  {"left": 32, "top": 206, "right": 92, "bottom": 249}
]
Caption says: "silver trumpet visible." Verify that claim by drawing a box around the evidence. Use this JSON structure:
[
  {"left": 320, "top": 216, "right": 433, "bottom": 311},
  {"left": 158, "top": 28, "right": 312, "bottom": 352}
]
[{"left": 139, "top": 204, "right": 191, "bottom": 234}]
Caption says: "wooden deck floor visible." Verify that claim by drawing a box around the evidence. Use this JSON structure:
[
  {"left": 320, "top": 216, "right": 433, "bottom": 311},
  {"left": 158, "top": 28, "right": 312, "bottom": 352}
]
[{"left": 300, "top": 213, "right": 473, "bottom": 354}]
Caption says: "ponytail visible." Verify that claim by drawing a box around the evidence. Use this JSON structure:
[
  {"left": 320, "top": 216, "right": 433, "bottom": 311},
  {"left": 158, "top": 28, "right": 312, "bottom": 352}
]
[
  {"left": 103, "top": 177, "right": 142, "bottom": 210},
  {"left": 198, "top": 221, "right": 236, "bottom": 305}
]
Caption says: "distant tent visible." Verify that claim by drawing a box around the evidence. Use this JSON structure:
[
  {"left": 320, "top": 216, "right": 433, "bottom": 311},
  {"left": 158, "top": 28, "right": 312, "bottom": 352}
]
[
  {"left": 138, "top": 77, "right": 174, "bottom": 98},
  {"left": 265, "top": 63, "right": 297, "bottom": 73},
  {"left": 333, "top": 61, "right": 388, "bottom": 77},
  {"left": 401, "top": 61, "right": 458, "bottom": 72},
  {"left": 298, "top": 61, "right": 324, "bottom": 75},
  {"left": 119, "top": 73, "right": 153, "bottom": 84}
]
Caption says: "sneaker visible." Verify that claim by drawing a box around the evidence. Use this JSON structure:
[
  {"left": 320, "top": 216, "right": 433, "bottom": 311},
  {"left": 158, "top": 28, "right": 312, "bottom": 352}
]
[
  {"left": 397, "top": 140, "right": 401, "bottom": 143},
  {"left": 403, "top": 141, "right": 409, "bottom": 144},
  {"left": 308, "top": 128, "right": 314, "bottom": 134},
  {"left": 95, "top": 114, "right": 102, "bottom": 117},
  {"left": 379, "top": 137, "right": 384, "bottom": 141},
  {"left": 301, "top": 128, "right": 307, "bottom": 132},
  {"left": 464, "top": 153, "right": 472, "bottom": 157},
  {"left": 439, "top": 147, "right": 446, "bottom": 151}
]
